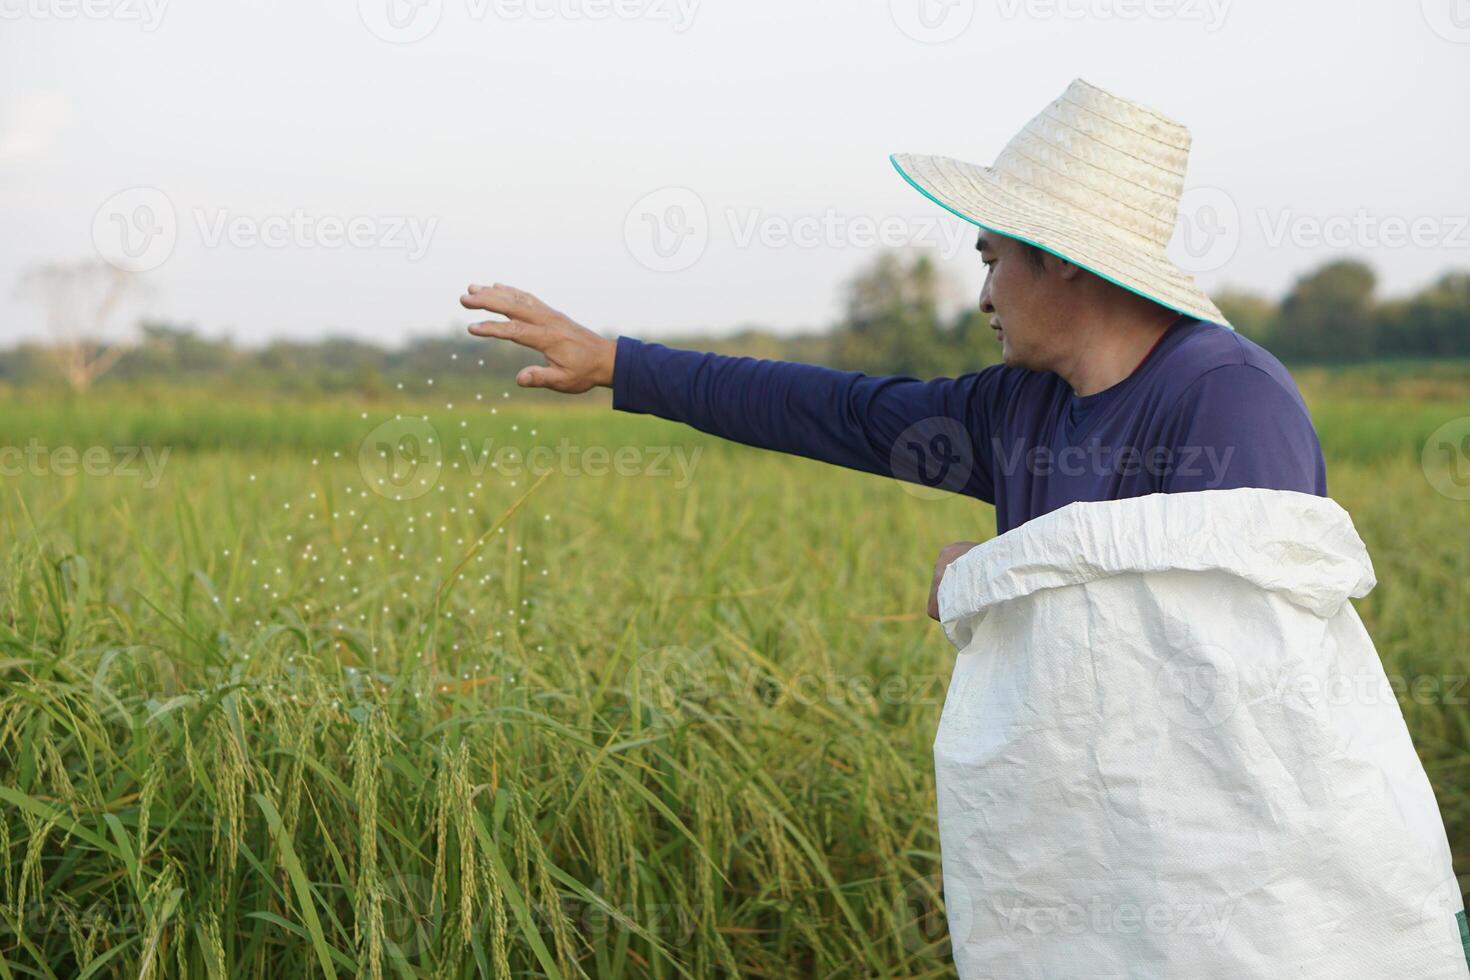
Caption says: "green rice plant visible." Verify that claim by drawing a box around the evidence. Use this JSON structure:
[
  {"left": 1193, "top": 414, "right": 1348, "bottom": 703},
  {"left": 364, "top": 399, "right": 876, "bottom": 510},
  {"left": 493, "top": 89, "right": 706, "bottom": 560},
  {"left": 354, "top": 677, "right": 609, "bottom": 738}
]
[{"left": 0, "top": 382, "right": 1465, "bottom": 976}]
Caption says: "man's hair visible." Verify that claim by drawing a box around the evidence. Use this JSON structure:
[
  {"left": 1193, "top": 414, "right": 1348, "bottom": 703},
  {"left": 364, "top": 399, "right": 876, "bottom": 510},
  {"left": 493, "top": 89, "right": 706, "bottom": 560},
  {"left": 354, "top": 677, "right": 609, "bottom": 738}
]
[
  {"left": 1018, "top": 240, "right": 1050, "bottom": 273},
  {"left": 977, "top": 231, "right": 1053, "bottom": 273}
]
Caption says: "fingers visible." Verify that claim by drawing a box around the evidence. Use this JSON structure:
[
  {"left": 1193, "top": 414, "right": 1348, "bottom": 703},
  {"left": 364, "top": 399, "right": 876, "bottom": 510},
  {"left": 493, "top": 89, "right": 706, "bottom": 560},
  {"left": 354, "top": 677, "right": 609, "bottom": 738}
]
[
  {"left": 467, "top": 318, "right": 550, "bottom": 351},
  {"left": 516, "top": 364, "right": 573, "bottom": 391},
  {"left": 460, "top": 283, "right": 554, "bottom": 324},
  {"left": 929, "top": 541, "right": 979, "bottom": 622}
]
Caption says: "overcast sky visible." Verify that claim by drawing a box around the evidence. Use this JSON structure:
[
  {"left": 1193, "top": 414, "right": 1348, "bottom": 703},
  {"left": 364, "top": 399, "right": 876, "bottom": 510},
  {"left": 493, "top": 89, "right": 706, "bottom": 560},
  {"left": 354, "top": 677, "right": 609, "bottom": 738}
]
[{"left": 3, "top": 0, "right": 1468, "bottom": 347}]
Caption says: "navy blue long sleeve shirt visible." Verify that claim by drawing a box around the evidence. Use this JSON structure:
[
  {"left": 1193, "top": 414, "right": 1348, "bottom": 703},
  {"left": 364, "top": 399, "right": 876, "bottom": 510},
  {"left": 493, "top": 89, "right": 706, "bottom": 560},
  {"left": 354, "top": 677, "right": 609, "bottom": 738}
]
[{"left": 610, "top": 315, "right": 1328, "bottom": 536}]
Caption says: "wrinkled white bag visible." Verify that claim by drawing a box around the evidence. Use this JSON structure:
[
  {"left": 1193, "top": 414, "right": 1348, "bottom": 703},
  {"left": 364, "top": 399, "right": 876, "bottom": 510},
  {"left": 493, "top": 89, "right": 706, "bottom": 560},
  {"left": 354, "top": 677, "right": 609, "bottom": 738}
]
[{"left": 934, "top": 487, "right": 1468, "bottom": 979}]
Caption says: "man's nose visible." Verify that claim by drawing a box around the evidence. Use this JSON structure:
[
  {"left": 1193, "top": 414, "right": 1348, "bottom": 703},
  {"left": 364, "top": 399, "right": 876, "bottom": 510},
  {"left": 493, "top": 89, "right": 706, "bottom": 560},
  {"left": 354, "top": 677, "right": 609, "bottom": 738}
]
[{"left": 979, "top": 283, "right": 994, "bottom": 314}]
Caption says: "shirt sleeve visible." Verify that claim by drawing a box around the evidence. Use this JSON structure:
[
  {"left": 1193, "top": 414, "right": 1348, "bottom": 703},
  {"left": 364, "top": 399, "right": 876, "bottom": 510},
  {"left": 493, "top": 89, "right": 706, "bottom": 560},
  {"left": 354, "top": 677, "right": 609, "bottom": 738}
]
[
  {"left": 1160, "top": 363, "right": 1328, "bottom": 496},
  {"left": 610, "top": 335, "right": 1006, "bottom": 502}
]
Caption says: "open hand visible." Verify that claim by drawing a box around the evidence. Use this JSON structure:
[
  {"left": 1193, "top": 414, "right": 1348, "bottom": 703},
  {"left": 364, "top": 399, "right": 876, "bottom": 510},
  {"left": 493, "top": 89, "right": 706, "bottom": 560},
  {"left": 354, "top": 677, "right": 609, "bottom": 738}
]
[
  {"left": 929, "top": 541, "right": 980, "bottom": 621},
  {"left": 461, "top": 283, "right": 616, "bottom": 393}
]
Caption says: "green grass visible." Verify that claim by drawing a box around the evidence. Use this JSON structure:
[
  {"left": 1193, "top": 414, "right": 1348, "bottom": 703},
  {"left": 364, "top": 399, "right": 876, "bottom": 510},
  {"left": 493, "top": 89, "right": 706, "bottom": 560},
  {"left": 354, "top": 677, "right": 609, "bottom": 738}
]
[{"left": 1, "top": 384, "right": 1467, "bottom": 977}]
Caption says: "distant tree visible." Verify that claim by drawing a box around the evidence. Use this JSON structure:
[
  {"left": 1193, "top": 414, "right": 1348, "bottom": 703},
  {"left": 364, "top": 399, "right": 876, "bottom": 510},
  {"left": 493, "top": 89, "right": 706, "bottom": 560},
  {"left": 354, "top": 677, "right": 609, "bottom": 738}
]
[
  {"left": 0, "top": 343, "right": 54, "bottom": 385},
  {"left": 1379, "top": 271, "right": 1470, "bottom": 358},
  {"left": 1213, "top": 288, "right": 1277, "bottom": 347},
  {"left": 109, "top": 322, "right": 241, "bottom": 381},
  {"left": 948, "top": 306, "right": 1005, "bottom": 374},
  {"left": 834, "top": 252, "right": 957, "bottom": 377},
  {"left": 1274, "top": 260, "right": 1377, "bottom": 363},
  {"left": 702, "top": 326, "right": 812, "bottom": 362},
  {"left": 18, "top": 260, "right": 145, "bottom": 392}
]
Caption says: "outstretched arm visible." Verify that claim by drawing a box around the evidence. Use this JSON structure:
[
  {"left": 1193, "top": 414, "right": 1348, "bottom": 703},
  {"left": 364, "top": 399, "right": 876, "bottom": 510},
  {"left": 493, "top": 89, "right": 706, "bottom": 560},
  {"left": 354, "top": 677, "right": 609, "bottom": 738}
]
[
  {"left": 611, "top": 336, "right": 998, "bottom": 494},
  {"left": 460, "top": 283, "right": 1003, "bottom": 502}
]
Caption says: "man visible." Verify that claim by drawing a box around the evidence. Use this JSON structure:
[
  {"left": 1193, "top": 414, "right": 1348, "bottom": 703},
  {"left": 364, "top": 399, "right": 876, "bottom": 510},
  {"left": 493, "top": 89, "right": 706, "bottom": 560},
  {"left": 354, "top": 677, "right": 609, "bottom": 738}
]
[{"left": 459, "top": 78, "right": 1326, "bottom": 623}]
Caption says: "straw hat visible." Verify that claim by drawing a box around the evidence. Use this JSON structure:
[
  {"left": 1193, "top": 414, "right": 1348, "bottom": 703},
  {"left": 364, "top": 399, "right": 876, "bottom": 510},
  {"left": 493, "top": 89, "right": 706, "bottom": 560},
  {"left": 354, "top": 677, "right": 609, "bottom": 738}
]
[{"left": 891, "top": 78, "right": 1229, "bottom": 327}]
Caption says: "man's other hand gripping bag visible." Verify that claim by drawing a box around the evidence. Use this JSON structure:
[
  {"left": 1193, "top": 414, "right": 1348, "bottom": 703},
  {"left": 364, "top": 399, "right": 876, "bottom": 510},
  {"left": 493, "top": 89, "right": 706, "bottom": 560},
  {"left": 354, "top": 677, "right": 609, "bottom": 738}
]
[{"left": 934, "top": 488, "right": 1469, "bottom": 979}]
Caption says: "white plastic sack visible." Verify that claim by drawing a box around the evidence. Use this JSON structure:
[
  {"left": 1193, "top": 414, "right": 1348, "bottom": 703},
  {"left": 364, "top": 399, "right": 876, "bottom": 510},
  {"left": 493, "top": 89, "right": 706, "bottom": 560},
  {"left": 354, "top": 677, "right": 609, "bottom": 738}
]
[{"left": 934, "top": 487, "right": 1468, "bottom": 979}]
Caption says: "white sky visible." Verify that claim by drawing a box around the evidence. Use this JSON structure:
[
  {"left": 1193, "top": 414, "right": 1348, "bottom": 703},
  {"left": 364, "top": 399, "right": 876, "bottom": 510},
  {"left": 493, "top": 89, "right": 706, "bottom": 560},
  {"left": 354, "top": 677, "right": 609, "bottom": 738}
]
[{"left": 2, "top": 0, "right": 1468, "bottom": 347}]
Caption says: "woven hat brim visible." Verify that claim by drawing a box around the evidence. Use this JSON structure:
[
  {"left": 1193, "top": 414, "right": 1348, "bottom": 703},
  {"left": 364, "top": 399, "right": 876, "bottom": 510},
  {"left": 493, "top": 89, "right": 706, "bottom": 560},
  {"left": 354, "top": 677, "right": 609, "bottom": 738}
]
[{"left": 890, "top": 152, "right": 1230, "bottom": 328}]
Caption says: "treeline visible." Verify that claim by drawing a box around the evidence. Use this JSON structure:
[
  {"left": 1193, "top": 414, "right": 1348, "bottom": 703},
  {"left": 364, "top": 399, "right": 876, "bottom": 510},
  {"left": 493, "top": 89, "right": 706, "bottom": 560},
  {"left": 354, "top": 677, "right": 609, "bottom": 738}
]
[
  {"left": 2, "top": 255, "right": 1466, "bottom": 392},
  {"left": 0, "top": 326, "right": 538, "bottom": 396},
  {"left": 1216, "top": 260, "right": 1470, "bottom": 363}
]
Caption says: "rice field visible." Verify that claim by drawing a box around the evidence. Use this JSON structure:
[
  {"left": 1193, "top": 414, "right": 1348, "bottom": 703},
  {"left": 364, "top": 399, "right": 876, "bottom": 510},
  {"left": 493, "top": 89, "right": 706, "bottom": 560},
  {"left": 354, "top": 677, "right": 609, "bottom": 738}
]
[{"left": 1, "top": 378, "right": 1468, "bottom": 977}]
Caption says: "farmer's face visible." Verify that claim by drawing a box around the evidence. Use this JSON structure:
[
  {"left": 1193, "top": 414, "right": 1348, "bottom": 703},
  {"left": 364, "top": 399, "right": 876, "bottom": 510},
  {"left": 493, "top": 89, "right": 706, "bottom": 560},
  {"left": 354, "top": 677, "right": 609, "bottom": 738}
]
[{"left": 976, "top": 231, "right": 1064, "bottom": 370}]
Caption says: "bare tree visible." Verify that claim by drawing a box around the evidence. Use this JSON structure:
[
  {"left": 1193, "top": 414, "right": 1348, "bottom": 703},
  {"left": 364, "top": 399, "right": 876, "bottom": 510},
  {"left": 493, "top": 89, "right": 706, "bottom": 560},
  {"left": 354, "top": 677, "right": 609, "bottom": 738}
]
[{"left": 18, "top": 260, "right": 146, "bottom": 392}]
